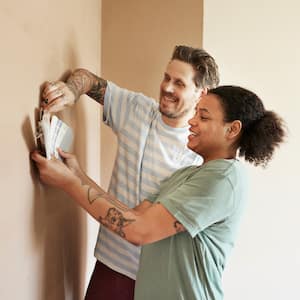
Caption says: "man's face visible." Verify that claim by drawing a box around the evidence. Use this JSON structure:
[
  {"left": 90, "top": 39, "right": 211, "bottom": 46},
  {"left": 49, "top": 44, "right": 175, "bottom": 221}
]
[{"left": 159, "top": 59, "right": 202, "bottom": 120}]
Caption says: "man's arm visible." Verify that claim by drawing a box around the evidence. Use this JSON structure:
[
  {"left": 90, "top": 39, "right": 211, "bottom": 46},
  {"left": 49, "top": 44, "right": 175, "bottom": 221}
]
[
  {"left": 66, "top": 68, "right": 107, "bottom": 105},
  {"left": 42, "top": 68, "right": 107, "bottom": 112},
  {"left": 31, "top": 150, "right": 186, "bottom": 246}
]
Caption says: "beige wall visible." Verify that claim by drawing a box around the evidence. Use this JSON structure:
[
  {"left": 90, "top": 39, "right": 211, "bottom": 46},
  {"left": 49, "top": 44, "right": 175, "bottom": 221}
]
[
  {"left": 0, "top": 1, "right": 101, "bottom": 299},
  {"left": 101, "top": 0, "right": 203, "bottom": 189},
  {"left": 0, "top": 1, "right": 204, "bottom": 298},
  {"left": 204, "top": 1, "right": 300, "bottom": 299}
]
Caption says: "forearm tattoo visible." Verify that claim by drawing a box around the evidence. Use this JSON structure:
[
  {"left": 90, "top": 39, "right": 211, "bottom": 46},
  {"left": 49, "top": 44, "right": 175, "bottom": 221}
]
[
  {"left": 174, "top": 221, "right": 185, "bottom": 233},
  {"left": 99, "top": 208, "right": 135, "bottom": 238},
  {"left": 86, "top": 186, "right": 135, "bottom": 238},
  {"left": 87, "top": 187, "right": 106, "bottom": 205},
  {"left": 86, "top": 76, "right": 107, "bottom": 105},
  {"left": 67, "top": 69, "right": 107, "bottom": 104}
]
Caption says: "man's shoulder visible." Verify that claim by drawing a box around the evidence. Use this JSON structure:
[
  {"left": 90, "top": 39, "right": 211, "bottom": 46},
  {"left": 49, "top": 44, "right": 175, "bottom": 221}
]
[{"left": 108, "top": 81, "right": 158, "bottom": 104}]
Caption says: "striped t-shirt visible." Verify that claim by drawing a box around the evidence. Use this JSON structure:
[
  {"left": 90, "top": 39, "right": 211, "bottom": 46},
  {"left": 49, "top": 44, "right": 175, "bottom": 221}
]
[{"left": 94, "top": 81, "right": 202, "bottom": 280}]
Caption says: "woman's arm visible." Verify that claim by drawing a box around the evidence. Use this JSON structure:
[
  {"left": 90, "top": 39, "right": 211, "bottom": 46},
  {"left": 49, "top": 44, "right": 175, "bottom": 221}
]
[{"left": 31, "top": 150, "right": 185, "bottom": 246}]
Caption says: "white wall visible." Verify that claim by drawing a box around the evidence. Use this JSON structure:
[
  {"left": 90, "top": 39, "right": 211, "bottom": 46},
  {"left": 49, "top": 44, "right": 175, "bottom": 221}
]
[{"left": 204, "top": 1, "right": 300, "bottom": 299}]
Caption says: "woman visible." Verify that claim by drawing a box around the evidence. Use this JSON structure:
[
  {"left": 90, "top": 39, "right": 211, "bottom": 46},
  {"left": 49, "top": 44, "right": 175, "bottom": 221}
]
[{"left": 31, "top": 85, "right": 286, "bottom": 300}]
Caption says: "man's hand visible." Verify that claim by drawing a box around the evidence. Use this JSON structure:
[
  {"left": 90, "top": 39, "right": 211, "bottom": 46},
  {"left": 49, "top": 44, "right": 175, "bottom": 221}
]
[
  {"left": 42, "top": 81, "right": 77, "bottom": 113},
  {"left": 31, "top": 149, "right": 80, "bottom": 190}
]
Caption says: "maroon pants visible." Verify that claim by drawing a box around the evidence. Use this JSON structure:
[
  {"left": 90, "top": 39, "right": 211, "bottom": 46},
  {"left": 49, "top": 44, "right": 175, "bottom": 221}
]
[{"left": 85, "top": 261, "right": 135, "bottom": 300}]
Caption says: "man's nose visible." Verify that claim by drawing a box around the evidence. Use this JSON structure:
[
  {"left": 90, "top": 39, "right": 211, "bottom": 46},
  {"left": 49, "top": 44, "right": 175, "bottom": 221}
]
[{"left": 164, "top": 82, "right": 174, "bottom": 93}]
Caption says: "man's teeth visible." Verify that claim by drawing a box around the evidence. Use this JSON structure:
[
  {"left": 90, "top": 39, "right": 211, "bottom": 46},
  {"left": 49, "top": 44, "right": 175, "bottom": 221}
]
[{"left": 164, "top": 95, "right": 176, "bottom": 102}]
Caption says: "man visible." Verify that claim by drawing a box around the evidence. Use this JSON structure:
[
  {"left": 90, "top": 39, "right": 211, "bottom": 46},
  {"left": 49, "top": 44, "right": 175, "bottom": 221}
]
[{"left": 42, "top": 45, "right": 219, "bottom": 299}]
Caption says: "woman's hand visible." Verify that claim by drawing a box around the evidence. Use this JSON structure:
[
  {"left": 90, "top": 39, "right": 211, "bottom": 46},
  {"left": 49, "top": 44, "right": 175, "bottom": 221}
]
[
  {"left": 57, "top": 148, "right": 83, "bottom": 178},
  {"left": 31, "top": 150, "right": 80, "bottom": 190}
]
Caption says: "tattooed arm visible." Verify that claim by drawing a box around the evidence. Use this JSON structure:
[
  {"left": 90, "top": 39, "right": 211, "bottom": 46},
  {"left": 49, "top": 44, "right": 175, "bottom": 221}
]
[
  {"left": 42, "top": 68, "right": 107, "bottom": 112},
  {"left": 66, "top": 68, "right": 107, "bottom": 105},
  {"left": 31, "top": 150, "right": 186, "bottom": 246},
  {"left": 64, "top": 181, "right": 186, "bottom": 246}
]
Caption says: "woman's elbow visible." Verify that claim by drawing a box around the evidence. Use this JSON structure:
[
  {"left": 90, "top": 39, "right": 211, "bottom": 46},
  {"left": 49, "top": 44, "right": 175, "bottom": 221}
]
[{"left": 125, "top": 228, "right": 150, "bottom": 246}]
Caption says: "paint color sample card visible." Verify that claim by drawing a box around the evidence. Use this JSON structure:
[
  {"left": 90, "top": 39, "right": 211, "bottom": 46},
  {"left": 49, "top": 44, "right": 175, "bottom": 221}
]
[{"left": 37, "top": 111, "right": 73, "bottom": 160}]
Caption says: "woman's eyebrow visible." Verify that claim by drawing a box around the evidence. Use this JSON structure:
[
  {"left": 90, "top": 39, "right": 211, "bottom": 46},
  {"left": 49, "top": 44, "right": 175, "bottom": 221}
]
[{"left": 198, "top": 107, "right": 210, "bottom": 114}]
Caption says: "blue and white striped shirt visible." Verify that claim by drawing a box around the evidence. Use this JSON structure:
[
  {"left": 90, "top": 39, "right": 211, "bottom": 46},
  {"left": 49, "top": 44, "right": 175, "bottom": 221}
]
[{"left": 94, "top": 81, "right": 202, "bottom": 280}]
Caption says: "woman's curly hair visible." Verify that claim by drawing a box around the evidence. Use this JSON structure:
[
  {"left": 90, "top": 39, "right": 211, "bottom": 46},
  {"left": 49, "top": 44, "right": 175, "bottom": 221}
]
[{"left": 209, "top": 86, "right": 287, "bottom": 167}]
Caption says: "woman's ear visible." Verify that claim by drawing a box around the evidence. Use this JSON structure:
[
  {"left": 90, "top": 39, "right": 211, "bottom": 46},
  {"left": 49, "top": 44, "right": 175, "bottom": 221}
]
[{"left": 226, "top": 120, "right": 242, "bottom": 139}]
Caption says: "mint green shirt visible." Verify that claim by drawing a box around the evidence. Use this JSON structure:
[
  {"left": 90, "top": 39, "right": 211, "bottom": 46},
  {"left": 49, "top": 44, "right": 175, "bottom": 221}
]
[{"left": 134, "top": 159, "right": 247, "bottom": 300}]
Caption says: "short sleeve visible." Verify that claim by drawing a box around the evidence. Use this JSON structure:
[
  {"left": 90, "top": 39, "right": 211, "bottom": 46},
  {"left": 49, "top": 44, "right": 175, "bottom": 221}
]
[
  {"left": 145, "top": 193, "right": 159, "bottom": 203},
  {"left": 158, "top": 170, "right": 235, "bottom": 238},
  {"left": 103, "top": 81, "right": 158, "bottom": 134}
]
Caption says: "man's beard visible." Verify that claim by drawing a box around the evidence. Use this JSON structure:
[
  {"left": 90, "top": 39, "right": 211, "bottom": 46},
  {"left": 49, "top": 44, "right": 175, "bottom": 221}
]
[
  {"left": 159, "top": 91, "right": 180, "bottom": 118},
  {"left": 159, "top": 105, "right": 190, "bottom": 119}
]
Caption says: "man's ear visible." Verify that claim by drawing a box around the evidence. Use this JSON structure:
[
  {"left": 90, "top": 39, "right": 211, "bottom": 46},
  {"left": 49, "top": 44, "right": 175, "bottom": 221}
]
[
  {"left": 200, "top": 88, "right": 208, "bottom": 96},
  {"left": 196, "top": 88, "right": 208, "bottom": 102},
  {"left": 226, "top": 120, "right": 242, "bottom": 139}
]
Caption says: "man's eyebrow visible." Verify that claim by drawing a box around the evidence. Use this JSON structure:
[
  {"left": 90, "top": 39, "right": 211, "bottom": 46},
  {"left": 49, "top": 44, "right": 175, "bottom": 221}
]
[{"left": 164, "top": 72, "right": 185, "bottom": 83}]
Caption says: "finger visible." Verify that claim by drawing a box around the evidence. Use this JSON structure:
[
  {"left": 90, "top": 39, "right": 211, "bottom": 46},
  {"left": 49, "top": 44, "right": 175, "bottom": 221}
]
[
  {"left": 42, "top": 81, "right": 54, "bottom": 95},
  {"left": 43, "top": 88, "right": 64, "bottom": 104},
  {"left": 31, "top": 150, "right": 46, "bottom": 164},
  {"left": 42, "top": 81, "right": 65, "bottom": 102},
  {"left": 42, "top": 82, "right": 58, "bottom": 99},
  {"left": 43, "top": 97, "right": 65, "bottom": 113},
  {"left": 57, "top": 148, "right": 72, "bottom": 159}
]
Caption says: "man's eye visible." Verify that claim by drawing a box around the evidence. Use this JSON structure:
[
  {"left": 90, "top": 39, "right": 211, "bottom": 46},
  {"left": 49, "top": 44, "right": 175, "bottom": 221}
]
[
  {"left": 163, "top": 74, "right": 170, "bottom": 81},
  {"left": 175, "top": 81, "right": 184, "bottom": 87}
]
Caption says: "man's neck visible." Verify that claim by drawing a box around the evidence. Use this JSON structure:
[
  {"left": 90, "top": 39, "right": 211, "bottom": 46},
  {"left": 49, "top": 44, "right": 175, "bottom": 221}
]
[{"left": 161, "top": 115, "right": 190, "bottom": 128}]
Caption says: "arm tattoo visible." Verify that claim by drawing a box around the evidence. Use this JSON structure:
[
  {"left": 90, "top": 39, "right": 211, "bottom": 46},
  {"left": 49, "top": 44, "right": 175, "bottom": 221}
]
[
  {"left": 67, "top": 69, "right": 107, "bottom": 104},
  {"left": 86, "top": 186, "right": 135, "bottom": 238},
  {"left": 87, "top": 186, "right": 130, "bottom": 211},
  {"left": 86, "top": 77, "right": 107, "bottom": 105},
  {"left": 99, "top": 208, "right": 135, "bottom": 238},
  {"left": 87, "top": 187, "right": 106, "bottom": 205},
  {"left": 174, "top": 221, "right": 185, "bottom": 233}
]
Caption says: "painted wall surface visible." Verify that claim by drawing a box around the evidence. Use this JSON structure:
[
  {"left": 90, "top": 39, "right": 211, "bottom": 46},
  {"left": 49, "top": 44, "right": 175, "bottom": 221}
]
[
  {"left": 0, "top": 1, "right": 101, "bottom": 299},
  {"left": 203, "top": 1, "right": 300, "bottom": 299},
  {"left": 101, "top": 0, "right": 203, "bottom": 189}
]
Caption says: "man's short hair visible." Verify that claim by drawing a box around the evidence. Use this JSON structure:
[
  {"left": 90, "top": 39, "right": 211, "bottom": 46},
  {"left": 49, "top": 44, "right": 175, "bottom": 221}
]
[{"left": 172, "top": 45, "right": 220, "bottom": 89}]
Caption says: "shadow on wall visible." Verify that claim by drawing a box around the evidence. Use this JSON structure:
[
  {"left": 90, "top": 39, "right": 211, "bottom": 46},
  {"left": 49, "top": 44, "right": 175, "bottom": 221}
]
[{"left": 21, "top": 43, "right": 88, "bottom": 300}]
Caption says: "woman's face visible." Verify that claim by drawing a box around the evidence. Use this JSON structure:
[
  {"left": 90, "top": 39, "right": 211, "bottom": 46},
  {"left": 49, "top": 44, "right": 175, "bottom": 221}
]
[{"left": 187, "top": 93, "right": 230, "bottom": 162}]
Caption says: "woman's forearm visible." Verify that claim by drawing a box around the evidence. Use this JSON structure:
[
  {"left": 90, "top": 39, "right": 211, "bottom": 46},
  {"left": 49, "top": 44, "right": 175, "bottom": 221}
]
[{"left": 63, "top": 176, "right": 145, "bottom": 245}]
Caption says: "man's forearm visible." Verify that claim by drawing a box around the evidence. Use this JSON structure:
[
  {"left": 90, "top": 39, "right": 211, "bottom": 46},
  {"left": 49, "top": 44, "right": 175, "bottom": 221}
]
[{"left": 66, "top": 68, "right": 107, "bottom": 105}]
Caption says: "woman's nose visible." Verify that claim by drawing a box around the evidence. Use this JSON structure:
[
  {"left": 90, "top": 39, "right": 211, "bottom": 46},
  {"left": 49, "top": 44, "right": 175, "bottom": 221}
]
[{"left": 188, "top": 117, "right": 195, "bottom": 126}]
